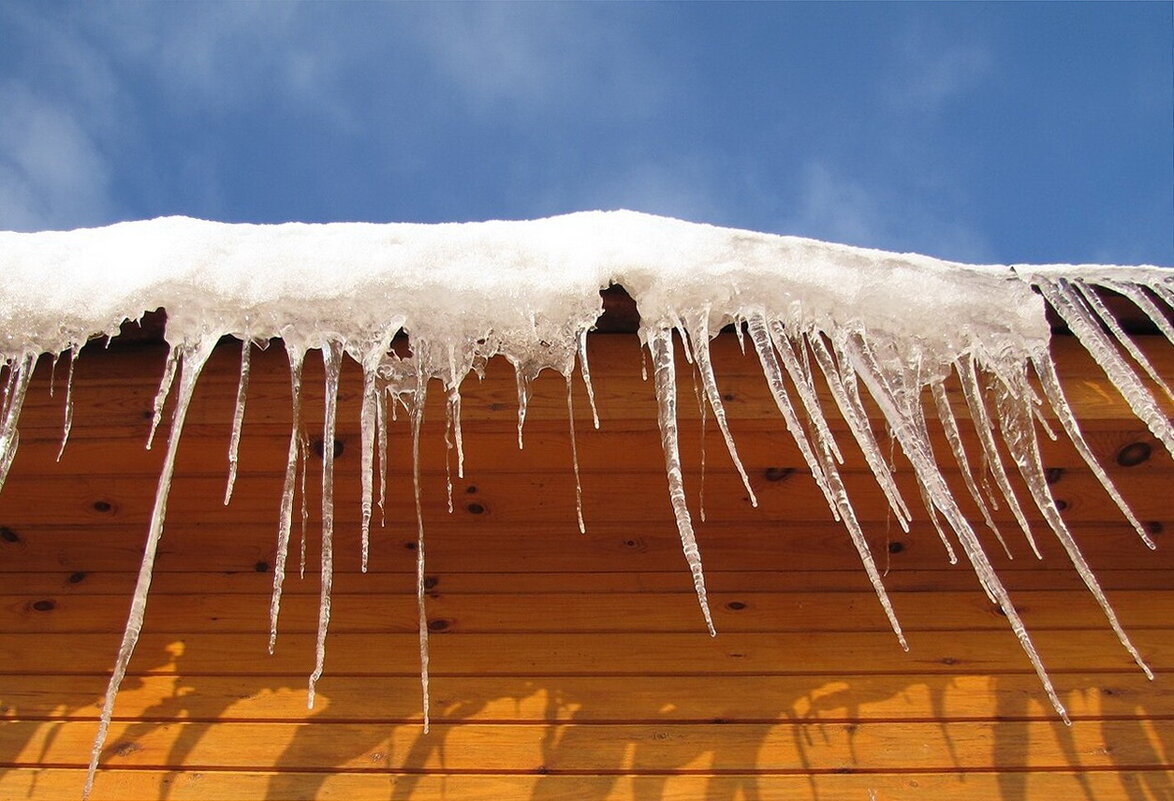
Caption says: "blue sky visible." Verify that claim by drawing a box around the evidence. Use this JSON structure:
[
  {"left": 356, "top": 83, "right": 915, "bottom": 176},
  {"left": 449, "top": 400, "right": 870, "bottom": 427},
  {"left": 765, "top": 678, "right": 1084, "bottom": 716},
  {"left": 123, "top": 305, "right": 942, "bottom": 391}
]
[{"left": 2, "top": 1, "right": 1171, "bottom": 265}]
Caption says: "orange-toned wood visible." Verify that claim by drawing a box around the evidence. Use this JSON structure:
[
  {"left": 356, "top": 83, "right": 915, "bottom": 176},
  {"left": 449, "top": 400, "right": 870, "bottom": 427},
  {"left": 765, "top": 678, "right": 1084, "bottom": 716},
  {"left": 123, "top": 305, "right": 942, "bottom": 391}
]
[{"left": 0, "top": 333, "right": 1170, "bottom": 800}]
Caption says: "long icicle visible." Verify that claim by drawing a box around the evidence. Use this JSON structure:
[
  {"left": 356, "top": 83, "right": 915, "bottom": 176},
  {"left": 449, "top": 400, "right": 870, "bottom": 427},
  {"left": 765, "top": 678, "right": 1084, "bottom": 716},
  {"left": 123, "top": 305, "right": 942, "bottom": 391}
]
[
  {"left": 377, "top": 387, "right": 389, "bottom": 527},
  {"left": 146, "top": 345, "right": 179, "bottom": 449},
  {"left": 1032, "top": 352, "right": 1154, "bottom": 549},
  {"left": 359, "top": 364, "right": 378, "bottom": 570},
  {"left": 993, "top": 372, "right": 1153, "bottom": 678},
  {"left": 578, "top": 327, "right": 600, "bottom": 429},
  {"left": 957, "top": 355, "right": 1041, "bottom": 558},
  {"left": 566, "top": 375, "right": 586, "bottom": 533},
  {"left": 84, "top": 336, "right": 216, "bottom": 800},
  {"left": 810, "top": 335, "right": 912, "bottom": 532},
  {"left": 687, "top": 310, "right": 758, "bottom": 507},
  {"left": 1076, "top": 281, "right": 1174, "bottom": 402},
  {"left": 1103, "top": 280, "right": 1174, "bottom": 345},
  {"left": 223, "top": 339, "right": 251, "bottom": 504},
  {"left": 410, "top": 369, "right": 432, "bottom": 730},
  {"left": 649, "top": 328, "right": 715, "bottom": 636},
  {"left": 930, "top": 378, "right": 1009, "bottom": 558},
  {"left": 269, "top": 349, "right": 305, "bottom": 653},
  {"left": 57, "top": 345, "right": 79, "bottom": 462},
  {"left": 845, "top": 336, "right": 1069, "bottom": 722},
  {"left": 0, "top": 353, "right": 35, "bottom": 495},
  {"left": 1037, "top": 277, "right": 1174, "bottom": 457},
  {"left": 757, "top": 321, "right": 907, "bottom": 647},
  {"left": 308, "top": 341, "right": 344, "bottom": 709}
]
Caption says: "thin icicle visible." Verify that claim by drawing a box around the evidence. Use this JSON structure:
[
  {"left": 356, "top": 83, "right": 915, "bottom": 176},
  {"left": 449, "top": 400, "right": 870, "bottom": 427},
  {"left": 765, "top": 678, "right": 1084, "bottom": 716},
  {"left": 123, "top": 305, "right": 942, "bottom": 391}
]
[
  {"left": 84, "top": 336, "right": 216, "bottom": 800},
  {"left": 56, "top": 345, "right": 79, "bottom": 462},
  {"left": 0, "top": 353, "right": 35, "bottom": 495},
  {"left": 690, "top": 361, "right": 708, "bottom": 523},
  {"left": 298, "top": 429, "right": 309, "bottom": 580},
  {"left": 1032, "top": 353, "right": 1154, "bottom": 549},
  {"left": 1037, "top": 278, "right": 1174, "bottom": 457},
  {"left": 223, "top": 339, "right": 251, "bottom": 505},
  {"left": 1104, "top": 280, "right": 1174, "bottom": 345},
  {"left": 958, "top": 356, "right": 1041, "bottom": 558},
  {"left": 377, "top": 389, "right": 389, "bottom": 527},
  {"left": 578, "top": 328, "right": 600, "bottom": 429},
  {"left": 410, "top": 373, "right": 432, "bottom": 732},
  {"left": 930, "top": 378, "right": 1009, "bottom": 558},
  {"left": 844, "top": 336, "right": 1068, "bottom": 722},
  {"left": 308, "top": 341, "right": 343, "bottom": 709},
  {"left": 1076, "top": 281, "right": 1174, "bottom": 403},
  {"left": 993, "top": 375, "right": 1153, "bottom": 678},
  {"left": 514, "top": 367, "right": 530, "bottom": 449},
  {"left": 566, "top": 376, "right": 586, "bottom": 533},
  {"left": 146, "top": 345, "right": 179, "bottom": 450},
  {"left": 745, "top": 314, "right": 837, "bottom": 516},
  {"left": 448, "top": 344, "right": 466, "bottom": 477},
  {"left": 750, "top": 321, "right": 907, "bottom": 647},
  {"left": 442, "top": 399, "right": 455, "bottom": 514},
  {"left": 269, "top": 349, "right": 305, "bottom": 654},
  {"left": 359, "top": 365, "right": 378, "bottom": 570},
  {"left": 648, "top": 329, "right": 715, "bottom": 636},
  {"left": 687, "top": 310, "right": 758, "bottom": 507},
  {"left": 768, "top": 322, "right": 844, "bottom": 466},
  {"left": 810, "top": 336, "right": 912, "bottom": 532}
]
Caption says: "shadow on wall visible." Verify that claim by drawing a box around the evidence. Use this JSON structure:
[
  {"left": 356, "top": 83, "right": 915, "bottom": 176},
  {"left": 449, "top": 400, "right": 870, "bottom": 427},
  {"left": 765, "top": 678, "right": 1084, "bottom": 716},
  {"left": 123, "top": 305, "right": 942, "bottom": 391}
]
[{"left": 1, "top": 635, "right": 1170, "bottom": 800}]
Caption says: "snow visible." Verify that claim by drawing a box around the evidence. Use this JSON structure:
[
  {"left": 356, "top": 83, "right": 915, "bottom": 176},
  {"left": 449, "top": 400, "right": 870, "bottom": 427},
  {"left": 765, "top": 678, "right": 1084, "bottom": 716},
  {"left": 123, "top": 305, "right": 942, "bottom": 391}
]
[{"left": 0, "top": 210, "right": 1170, "bottom": 798}]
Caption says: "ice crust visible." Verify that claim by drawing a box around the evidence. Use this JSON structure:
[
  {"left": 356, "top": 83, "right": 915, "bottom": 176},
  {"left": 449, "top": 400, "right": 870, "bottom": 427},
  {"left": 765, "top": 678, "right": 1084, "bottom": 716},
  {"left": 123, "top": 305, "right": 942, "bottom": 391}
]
[{"left": 0, "top": 210, "right": 1170, "bottom": 798}]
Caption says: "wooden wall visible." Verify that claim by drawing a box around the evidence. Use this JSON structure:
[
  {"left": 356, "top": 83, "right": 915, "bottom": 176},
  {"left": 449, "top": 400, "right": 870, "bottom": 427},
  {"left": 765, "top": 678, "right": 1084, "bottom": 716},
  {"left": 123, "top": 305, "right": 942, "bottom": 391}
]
[{"left": 0, "top": 334, "right": 1171, "bottom": 800}]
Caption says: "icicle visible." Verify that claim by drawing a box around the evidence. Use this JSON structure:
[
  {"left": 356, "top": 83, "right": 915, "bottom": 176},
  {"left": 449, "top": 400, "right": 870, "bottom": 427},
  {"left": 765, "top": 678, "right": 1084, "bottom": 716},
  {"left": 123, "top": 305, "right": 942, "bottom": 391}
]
[
  {"left": 578, "top": 328, "right": 600, "bottom": 429},
  {"left": 1031, "top": 353, "right": 1154, "bottom": 549},
  {"left": 359, "top": 365, "right": 378, "bottom": 570},
  {"left": 930, "top": 378, "right": 1009, "bottom": 558},
  {"left": 768, "top": 321, "right": 844, "bottom": 466},
  {"left": 845, "top": 337, "right": 1068, "bottom": 722},
  {"left": 48, "top": 351, "right": 58, "bottom": 397},
  {"left": 690, "top": 360, "right": 708, "bottom": 523},
  {"left": 1152, "top": 281, "right": 1174, "bottom": 310},
  {"left": 298, "top": 429, "right": 309, "bottom": 580},
  {"left": 745, "top": 314, "right": 837, "bottom": 514},
  {"left": 1076, "top": 281, "right": 1174, "bottom": 403},
  {"left": 269, "top": 349, "right": 305, "bottom": 654},
  {"left": 1036, "top": 278, "right": 1174, "bottom": 457},
  {"left": 223, "top": 339, "right": 251, "bottom": 505},
  {"left": 993, "top": 374, "right": 1153, "bottom": 678},
  {"left": 750, "top": 319, "right": 906, "bottom": 647},
  {"left": 56, "top": 345, "right": 79, "bottom": 462},
  {"left": 957, "top": 356, "right": 1041, "bottom": 558},
  {"left": 377, "top": 389, "right": 389, "bottom": 527},
  {"left": 448, "top": 344, "right": 466, "bottom": 476},
  {"left": 410, "top": 371, "right": 431, "bottom": 731},
  {"left": 0, "top": 352, "right": 35, "bottom": 495},
  {"left": 648, "top": 328, "right": 715, "bottom": 636},
  {"left": 686, "top": 310, "right": 758, "bottom": 507},
  {"left": 84, "top": 336, "right": 216, "bottom": 800},
  {"left": 1104, "top": 280, "right": 1174, "bottom": 345},
  {"left": 514, "top": 367, "right": 531, "bottom": 449},
  {"left": 308, "top": 341, "right": 344, "bottom": 709},
  {"left": 145, "top": 345, "right": 179, "bottom": 450},
  {"left": 566, "top": 375, "right": 586, "bottom": 533},
  {"left": 810, "top": 335, "right": 912, "bottom": 532},
  {"left": 442, "top": 400, "right": 455, "bottom": 514}
]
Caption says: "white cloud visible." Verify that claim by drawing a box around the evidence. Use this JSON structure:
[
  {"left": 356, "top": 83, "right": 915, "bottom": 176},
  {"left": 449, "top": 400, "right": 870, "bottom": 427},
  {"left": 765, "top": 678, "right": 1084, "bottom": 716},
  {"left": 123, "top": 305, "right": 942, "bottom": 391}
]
[{"left": 882, "top": 28, "right": 994, "bottom": 112}]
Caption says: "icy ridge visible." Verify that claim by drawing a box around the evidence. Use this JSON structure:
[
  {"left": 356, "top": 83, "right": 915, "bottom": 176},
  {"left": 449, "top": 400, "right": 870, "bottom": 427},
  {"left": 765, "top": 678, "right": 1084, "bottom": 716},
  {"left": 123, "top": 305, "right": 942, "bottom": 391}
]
[{"left": 0, "top": 211, "right": 1170, "bottom": 798}]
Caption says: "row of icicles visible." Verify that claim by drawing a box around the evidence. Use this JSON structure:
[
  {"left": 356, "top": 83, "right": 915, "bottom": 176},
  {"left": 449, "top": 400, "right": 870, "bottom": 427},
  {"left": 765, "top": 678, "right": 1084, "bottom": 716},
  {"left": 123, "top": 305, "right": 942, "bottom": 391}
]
[{"left": 0, "top": 277, "right": 1171, "bottom": 799}]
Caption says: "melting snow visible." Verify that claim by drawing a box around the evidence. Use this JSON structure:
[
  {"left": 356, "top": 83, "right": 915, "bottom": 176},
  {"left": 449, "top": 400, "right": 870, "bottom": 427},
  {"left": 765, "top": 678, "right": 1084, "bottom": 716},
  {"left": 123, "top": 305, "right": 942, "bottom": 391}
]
[{"left": 0, "top": 210, "right": 1170, "bottom": 797}]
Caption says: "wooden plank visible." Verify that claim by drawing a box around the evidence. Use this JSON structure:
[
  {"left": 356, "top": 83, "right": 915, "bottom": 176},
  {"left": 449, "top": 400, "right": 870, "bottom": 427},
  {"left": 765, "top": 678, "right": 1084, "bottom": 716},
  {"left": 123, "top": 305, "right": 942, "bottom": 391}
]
[
  {"left": 4, "top": 718, "right": 1172, "bottom": 772},
  {"left": 6, "top": 768, "right": 1173, "bottom": 801},
  {"left": 0, "top": 629, "right": 1168, "bottom": 675},
  {"left": 4, "top": 516, "right": 1164, "bottom": 573},
  {"left": 8, "top": 568, "right": 1174, "bottom": 596},
  {"left": 1, "top": 590, "right": 1170, "bottom": 635},
  {"left": 5, "top": 672, "right": 1171, "bottom": 723},
  {"left": 1, "top": 521, "right": 1166, "bottom": 575},
  {"left": 1, "top": 468, "right": 1168, "bottom": 526}
]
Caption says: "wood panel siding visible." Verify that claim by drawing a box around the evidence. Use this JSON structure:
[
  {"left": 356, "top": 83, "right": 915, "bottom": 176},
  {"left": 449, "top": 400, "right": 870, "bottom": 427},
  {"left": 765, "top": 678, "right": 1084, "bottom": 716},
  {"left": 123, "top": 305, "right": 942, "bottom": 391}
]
[{"left": 0, "top": 333, "right": 1171, "bottom": 800}]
